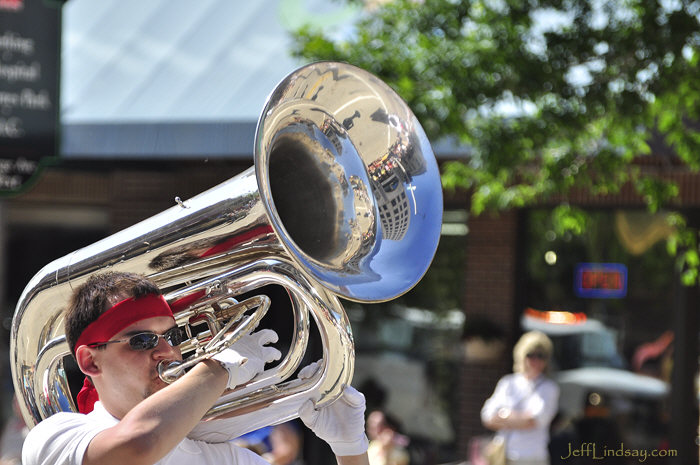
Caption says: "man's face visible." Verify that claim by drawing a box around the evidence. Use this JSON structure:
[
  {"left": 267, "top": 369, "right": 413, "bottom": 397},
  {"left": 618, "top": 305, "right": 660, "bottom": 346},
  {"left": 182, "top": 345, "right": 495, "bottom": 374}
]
[{"left": 91, "top": 316, "right": 182, "bottom": 418}]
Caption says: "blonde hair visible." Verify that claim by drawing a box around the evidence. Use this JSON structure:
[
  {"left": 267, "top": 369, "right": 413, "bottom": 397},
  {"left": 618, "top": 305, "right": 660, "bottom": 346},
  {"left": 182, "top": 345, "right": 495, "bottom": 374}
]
[{"left": 513, "top": 330, "right": 553, "bottom": 374}]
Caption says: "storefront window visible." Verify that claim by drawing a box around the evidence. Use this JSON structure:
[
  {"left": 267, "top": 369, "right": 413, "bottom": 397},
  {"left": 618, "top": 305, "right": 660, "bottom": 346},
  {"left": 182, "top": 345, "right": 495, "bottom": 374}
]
[{"left": 523, "top": 208, "right": 676, "bottom": 452}]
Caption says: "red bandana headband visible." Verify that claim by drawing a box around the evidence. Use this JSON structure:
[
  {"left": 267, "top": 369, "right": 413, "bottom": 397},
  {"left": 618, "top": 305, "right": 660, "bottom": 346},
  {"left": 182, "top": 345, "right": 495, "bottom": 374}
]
[
  {"left": 75, "top": 294, "right": 174, "bottom": 414},
  {"left": 74, "top": 293, "right": 174, "bottom": 350}
]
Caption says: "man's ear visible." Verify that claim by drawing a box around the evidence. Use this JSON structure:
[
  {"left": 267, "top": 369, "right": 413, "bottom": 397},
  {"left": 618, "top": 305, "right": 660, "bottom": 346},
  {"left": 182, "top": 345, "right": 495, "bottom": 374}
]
[{"left": 75, "top": 346, "right": 101, "bottom": 376}]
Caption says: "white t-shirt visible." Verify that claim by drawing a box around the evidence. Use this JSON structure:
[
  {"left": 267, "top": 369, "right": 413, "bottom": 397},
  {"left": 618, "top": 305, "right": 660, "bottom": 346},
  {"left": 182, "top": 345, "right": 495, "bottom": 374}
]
[
  {"left": 480, "top": 373, "right": 559, "bottom": 461},
  {"left": 22, "top": 402, "right": 270, "bottom": 465}
]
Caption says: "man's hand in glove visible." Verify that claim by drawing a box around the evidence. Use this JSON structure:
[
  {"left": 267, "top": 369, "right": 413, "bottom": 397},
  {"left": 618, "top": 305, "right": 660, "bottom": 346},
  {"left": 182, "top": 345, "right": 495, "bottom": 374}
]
[
  {"left": 298, "top": 360, "right": 369, "bottom": 457},
  {"left": 211, "top": 329, "right": 281, "bottom": 389}
]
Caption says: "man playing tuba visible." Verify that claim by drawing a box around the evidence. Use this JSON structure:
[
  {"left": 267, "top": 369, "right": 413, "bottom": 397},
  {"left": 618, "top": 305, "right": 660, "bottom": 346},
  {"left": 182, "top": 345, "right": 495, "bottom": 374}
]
[{"left": 22, "top": 271, "right": 370, "bottom": 465}]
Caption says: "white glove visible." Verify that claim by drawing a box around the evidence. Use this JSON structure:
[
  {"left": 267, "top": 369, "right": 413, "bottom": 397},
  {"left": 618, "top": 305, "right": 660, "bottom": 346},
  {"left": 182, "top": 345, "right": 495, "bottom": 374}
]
[
  {"left": 297, "top": 359, "right": 321, "bottom": 380},
  {"left": 212, "top": 329, "right": 282, "bottom": 389},
  {"left": 298, "top": 366, "right": 369, "bottom": 457}
]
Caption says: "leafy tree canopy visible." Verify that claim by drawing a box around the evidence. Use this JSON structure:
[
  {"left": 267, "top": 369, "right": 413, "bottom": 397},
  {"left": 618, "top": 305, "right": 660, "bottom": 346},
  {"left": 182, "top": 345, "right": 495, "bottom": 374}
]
[{"left": 290, "top": 0, "right": 700, "bottom": 283}]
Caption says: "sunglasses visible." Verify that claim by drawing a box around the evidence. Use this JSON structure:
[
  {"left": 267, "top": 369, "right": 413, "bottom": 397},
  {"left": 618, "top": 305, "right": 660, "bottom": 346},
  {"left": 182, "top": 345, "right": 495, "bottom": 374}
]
[
  {"left": 526, "top": 352, "right": 547, "bottom": 360},
  {"left": 88, "top": 326, "right": 187, "bottom": 351}
]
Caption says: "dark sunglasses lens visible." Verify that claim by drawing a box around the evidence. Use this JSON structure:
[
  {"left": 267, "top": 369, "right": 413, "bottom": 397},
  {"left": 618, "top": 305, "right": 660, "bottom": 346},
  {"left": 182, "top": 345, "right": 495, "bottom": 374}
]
[
  {"left": 527, "top": 352, "right": 546, "bottom": 359},
  {"left": 164, "top": 327, "right": 186, "bottom": 346},
  {"left": 129, "top": 333, "right": 159, "bottom": 350}
]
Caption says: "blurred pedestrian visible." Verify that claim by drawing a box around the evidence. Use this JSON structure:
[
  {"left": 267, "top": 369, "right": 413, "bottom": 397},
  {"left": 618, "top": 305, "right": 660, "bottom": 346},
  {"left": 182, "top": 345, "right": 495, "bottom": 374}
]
[
  {"left": 366, "top": 410, "right": 409, "bottom": 465},
  {"left": 262, "top": 421, "right": 304, "bottom": 465},
  {"left": 481, "top": 331, "right": 559, "bottom": 465}
]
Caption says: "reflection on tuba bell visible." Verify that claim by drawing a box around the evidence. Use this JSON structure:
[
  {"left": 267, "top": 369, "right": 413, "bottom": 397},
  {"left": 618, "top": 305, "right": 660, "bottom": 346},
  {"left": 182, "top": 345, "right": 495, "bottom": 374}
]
[{"left": 10, "top": 62, "right": 443, "bottom": 435}]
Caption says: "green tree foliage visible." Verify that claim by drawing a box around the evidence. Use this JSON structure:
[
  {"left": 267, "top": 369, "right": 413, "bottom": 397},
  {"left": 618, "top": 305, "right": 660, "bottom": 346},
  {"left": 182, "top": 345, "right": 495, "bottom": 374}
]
[{"left": 290, "top": 0, "right": 700, "bottom": 283}]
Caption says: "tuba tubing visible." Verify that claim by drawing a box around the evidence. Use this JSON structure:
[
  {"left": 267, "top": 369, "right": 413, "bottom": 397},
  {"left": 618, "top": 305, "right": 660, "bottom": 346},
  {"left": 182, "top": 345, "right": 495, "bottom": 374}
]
[{"left": 11, "top": 62, "right": 443, "bottom": 434}]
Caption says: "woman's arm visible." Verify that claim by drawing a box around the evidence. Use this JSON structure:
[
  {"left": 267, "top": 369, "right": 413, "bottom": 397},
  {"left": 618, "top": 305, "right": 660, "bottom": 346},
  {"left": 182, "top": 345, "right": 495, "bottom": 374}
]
[{"left": 483, "top": 407, "right": 537, "bottom": 431}]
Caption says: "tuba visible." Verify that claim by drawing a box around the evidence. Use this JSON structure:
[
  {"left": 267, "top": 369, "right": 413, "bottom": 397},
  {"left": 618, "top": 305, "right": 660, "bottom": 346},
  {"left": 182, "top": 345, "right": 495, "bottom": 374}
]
[{"left": 10, "top": 62, "right": 443, "bottom": 434}]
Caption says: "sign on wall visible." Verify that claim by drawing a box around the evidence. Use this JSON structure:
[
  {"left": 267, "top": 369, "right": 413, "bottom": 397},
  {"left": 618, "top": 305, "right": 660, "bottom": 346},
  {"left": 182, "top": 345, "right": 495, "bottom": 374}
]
[
  {"left": 0, "top": 0, "right": 62, "bottom": 194},
  {"left": 574, "top": 262, "right": 628, "bottom": 299}
]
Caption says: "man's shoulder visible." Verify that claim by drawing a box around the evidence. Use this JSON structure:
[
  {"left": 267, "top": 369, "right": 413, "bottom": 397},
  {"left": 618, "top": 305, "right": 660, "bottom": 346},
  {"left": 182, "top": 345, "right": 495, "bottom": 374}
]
[
  {"left": 23, "top": 412, "right": 103, "bottom": 465},
  {"left": 25, "top": 411, "right": 93, "bottom": 446},
  {"left": 30, "top": 411, "right": 89, "bottom": 430}
]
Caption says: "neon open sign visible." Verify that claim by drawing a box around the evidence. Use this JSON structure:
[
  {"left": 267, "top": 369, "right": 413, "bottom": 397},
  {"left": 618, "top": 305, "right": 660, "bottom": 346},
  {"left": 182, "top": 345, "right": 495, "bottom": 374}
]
[{"left": 574, "top": 263, "right": 628, "bottom": 298}]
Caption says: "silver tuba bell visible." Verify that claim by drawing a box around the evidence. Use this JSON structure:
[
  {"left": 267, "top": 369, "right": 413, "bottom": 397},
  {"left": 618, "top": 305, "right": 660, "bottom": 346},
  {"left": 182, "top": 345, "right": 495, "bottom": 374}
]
[{"left": 10, "top": 62, "right": 443, "bottom": 435}]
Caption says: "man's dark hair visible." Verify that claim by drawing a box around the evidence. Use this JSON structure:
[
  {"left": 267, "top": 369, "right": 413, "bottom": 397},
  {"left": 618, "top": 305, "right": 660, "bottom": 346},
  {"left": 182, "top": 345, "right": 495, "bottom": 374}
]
[{"left": 65, "top": 271, "right": 161, "bottom": 356}]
